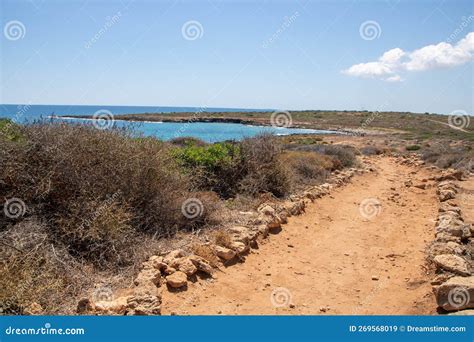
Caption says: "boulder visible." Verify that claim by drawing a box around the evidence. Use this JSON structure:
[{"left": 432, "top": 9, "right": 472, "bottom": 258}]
[
  {"left": 147, "top": 255, "right": 167, "bottom": 271},
  {"left": 229, "top": 241, "right": 249, "bottom": 254},
  {"left": 257, "top": 224, "right": 269, "bottom": 237},
  {"left": 214, "top": 245, "right": 236, "bottom": 261},
  {"left": 435, "top": 232, "right": 461, "bottom": 244},
  {"left": 188, "top": 255, "right": 214, "bottom": 275},
  {"left": 134, "top": 268, "right": 161, "bottom": 287},
  {"left": 436, "top": 170, "right": 465, "bottom": 181},
  {"left": 434, "top": 276, "right": 474, "bottom": 311},
  {"left": 433, "top": 254, "right": 471, "bottom": 276},
  {"left": 258, "top": 204, "right": 276, "bottom": 216},
  {"left": 428, "top": 242, "right": 464, "bottom": 259},
  {"left": 166, "top": 271, "right": 188, "bottom": 288},
  {"left": 163, "top": 249, "right": 185, "bottom": 266},
  {"left": 438, "top": 189, "right": 456, "bottom": 202},
  {"left": 267, "top": 217, "right": 281, "bottom": 231},
  {"left": 94, "top": 296, "right": 129, "bottom": 315},
  {"left": 435, "top": 221, "right": 468, "bottom": 239},
  {"left": 176, "top": 257, "right": 198, "bottom": 277}
]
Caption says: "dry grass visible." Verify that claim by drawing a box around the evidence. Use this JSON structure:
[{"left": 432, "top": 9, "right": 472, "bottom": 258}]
[
  {"left": 213, "top": 230, "right": 233, "bottom": 249},
  {"left": 191, "top": 244, "right": 220, "bottom": 267}
]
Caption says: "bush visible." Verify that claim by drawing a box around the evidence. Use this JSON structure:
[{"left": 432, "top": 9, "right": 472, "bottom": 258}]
[
  {"left": 0, "top": 122, "right": 208, "bottom": 267},
  {"left": 0, "top": 220, "right": 88, "bottom": 314},
  {"left": 0, "top": 119, "right": 24, "bottom": 142},
  {"left": 172, "top": 142, "right": 240, "bottom": 197},
  {"left": 169, "top": 136, "right": 207, "bottom": 147},
  {"left": 421, "top": 143, "right": 473, "bottom": 171},
  {"left": 280, "top": 151, "right": 332, "bottom": 186},
  {"left": 173, "top": 134, "right": 291, "bottom": 198},
  {"left": 294, "top": 144, "right": 357, "bottom": 170},
  {"left": 237, "top": 134, "right": 291, "bottom": 197}
]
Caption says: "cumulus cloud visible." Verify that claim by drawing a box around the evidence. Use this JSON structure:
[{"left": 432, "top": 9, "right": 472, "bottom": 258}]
[{"left": 342, "top": 32, "right": 474, "bottom": 81}]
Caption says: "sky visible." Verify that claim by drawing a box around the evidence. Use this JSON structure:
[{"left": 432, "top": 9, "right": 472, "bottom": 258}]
[{"left": 0, "top": 0, "right": 473, "bottom": 114}]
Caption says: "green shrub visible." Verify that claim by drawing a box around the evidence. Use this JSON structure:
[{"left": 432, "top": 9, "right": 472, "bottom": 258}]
[
  {"left": 0, "top": 119, "right": 23, "bottom": 142},
  {"left": 172, "top": 134, "right": 291, "bottom": 198},
  {"left": 172, "top": 142, "right": 240, "bottom": 197}
]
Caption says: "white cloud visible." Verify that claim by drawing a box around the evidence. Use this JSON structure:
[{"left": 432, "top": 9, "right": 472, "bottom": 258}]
[{"left": 342, "top": 32, "right": 474, "bottom": 81}]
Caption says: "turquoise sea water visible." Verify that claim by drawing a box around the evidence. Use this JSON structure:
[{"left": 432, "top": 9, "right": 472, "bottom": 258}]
[{"left": 0, "top": 104, "right": 336, "bottom": 142}]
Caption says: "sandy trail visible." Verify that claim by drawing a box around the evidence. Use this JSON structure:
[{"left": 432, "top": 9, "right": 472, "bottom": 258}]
[{"left": 162, "top": 157, "right": 439, "bottom": 315}]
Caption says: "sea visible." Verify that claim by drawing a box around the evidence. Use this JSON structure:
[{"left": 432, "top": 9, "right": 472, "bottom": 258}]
[{"left": 0, "top": 104, "right": 336, "bottom": 143}]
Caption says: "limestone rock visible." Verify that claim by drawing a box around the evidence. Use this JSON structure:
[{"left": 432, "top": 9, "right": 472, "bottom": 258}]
[
  {"left": 176, "top": 257, "right": 198, "bottom": 276},
  {"left": 134, "top": 268, "right": 161, "bottom": 287},
  {"left": 125, "top": 294, "right": 161, "bottom": 315},
  {"left": 163, "top": 249, "right": 185, "bottom": 266},
  {"left": 188, "top": 255, "right": 214, "bottom": 275},
  {"left": 166, "top": 271, "right": 188, "bottom": 288},
  {"left": 229, "top": 241, "right": 249, "bottom": 254},
  {"left": 434, "top": 276, "right": 474, "bottom": 311},
  {"left": 214, "top": 245, "right": 236, "bottom": 261},
  {"left": 428, "top": 242, "right": 464, "bottom": 259},
  {"left": 258, "top": 204, "right": 276, "bottom": 216},
  {"left": 433, "top": 254, "right": 471, "bottom": 276}
]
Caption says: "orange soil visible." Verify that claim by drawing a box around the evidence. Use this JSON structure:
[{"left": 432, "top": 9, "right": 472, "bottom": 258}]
[{"left": 162, "top": 156, "right": 439, "bottom": 315}]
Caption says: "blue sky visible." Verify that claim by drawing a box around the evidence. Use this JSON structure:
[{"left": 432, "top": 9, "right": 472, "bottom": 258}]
[{"left": 0, "top": 0, "right": 473, "bottom": 114}]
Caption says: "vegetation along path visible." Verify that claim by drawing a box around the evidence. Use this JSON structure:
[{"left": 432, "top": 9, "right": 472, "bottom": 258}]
[{"left": 162, "top": 156, "right": 438, "bottom": 315}]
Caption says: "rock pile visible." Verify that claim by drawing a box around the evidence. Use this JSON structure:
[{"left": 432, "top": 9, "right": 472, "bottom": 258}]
[{"left": 430, "top": 180, "right": 474, "bottom": 313}]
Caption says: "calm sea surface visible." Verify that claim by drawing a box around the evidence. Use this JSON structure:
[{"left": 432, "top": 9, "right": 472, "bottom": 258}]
[{"left": 0, "top": 104, "right": 336, "bottom": 142}]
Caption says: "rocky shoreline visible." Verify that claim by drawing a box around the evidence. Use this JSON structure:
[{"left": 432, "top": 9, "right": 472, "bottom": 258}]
[{"left": 56, "top": 114, "right": 383, "bottom": 136}]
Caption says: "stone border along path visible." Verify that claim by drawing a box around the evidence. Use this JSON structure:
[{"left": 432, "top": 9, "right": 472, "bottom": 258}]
[
  {"left": 397, "top": 154, "right": 474, "bottom": 314},
  {"left": 75, "top": 153, "right": 472, "bottom": 316},
  {"left": 429, "top": 174, "right": 474, "bottom": 313},
  {"left": 75, "top": 163, "right": 373, "bottom": 315}
]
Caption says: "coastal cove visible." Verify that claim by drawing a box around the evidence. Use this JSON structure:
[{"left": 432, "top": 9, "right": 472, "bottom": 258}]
[
  {"left": 0, "top": 104, "right": 340, "bottom": 142},
  {"left": 54, "top": 116, "right": 337, "bottom": 142}
]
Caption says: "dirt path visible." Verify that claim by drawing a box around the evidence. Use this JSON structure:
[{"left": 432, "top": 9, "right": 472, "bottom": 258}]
[{"left": 162, "top": 157, "right": 439, "bottom": 315}]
